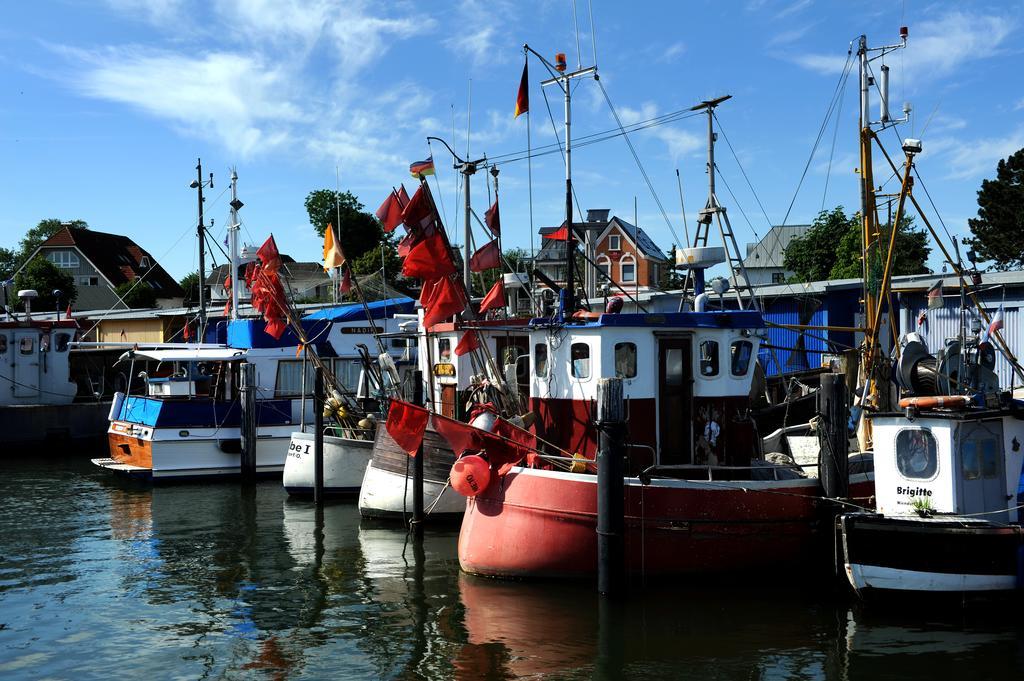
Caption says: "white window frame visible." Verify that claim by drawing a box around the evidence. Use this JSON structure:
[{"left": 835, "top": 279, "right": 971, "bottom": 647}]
[
  {"left": 620, "top": 255, "right": 636, "bottom": 283},
  {"left": 608, "top": 234, "right": 621, "bottom": 251},
  {"left": 597, "top": 255, "right": 611, "bottom": 282},
  {"left": 48, "top": 250, "right": 80, "bottom": 269}
]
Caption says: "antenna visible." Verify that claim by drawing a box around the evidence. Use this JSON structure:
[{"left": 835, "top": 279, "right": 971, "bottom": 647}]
[{"left": 879, "top": 64, "right": 890, "bottom": 122}]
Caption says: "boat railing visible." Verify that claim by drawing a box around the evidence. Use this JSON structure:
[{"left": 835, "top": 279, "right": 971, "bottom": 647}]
[{"left": 639, "top": 462, "right": 806, "bottom": 483}]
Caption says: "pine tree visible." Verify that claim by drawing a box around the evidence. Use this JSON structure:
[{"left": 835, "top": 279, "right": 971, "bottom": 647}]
[{"left": 967, "top": 148, "right": 1024, "bottom": 271}]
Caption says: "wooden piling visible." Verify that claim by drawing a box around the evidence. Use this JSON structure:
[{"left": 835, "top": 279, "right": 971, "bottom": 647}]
[
  {"left": 596, "top": 377, "right": 625, "bottom": 596},
  {"left": 411, "top": 369, "right": 424, "bottom": 533},
  {"left": 314, "top": 366, "right": 325, "bottom": 506},
  {"left": 239, "top": 362, "right": 257, "bottom": 482},
  {"left": 818, "top": 372, "right": 849, "bottom": 499}
]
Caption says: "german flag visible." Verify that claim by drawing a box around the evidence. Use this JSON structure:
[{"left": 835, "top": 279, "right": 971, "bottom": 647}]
[
  {"left": 409, "top": 157, "right": 435, "bottom": 177},
  {"left": 514, "top": 62, "right": 529, "bottom": 118}
]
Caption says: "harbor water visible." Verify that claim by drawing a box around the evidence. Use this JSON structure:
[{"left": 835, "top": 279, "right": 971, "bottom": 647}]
[{"left": 2, "top": 450, "right": 1023, "bottom": 680}]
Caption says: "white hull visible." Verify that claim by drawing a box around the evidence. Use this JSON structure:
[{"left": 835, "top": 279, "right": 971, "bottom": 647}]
[
  {"left": 357, "top": 461, "right": 466, "bottom": 519},
  {"left": 283, "top": 430, "right": 374, "bottom": 496},
  {"left": 96, "top": 422, "right": 294, "bottom": 480},
  {"left": 846, "top": 563, "right": 1019, "bottom": 593}
]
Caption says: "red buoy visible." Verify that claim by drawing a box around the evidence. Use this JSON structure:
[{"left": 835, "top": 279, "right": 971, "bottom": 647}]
[{"left": 451, "top": 454, "right": 491, "bottom": 497}]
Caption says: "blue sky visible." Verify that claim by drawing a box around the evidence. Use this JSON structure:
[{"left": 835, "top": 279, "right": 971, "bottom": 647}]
[{"left": 1, "top": 1, "right": 1021, "bottom": 281}]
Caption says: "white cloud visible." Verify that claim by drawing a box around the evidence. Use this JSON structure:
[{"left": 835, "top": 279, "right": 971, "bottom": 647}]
[
  {"left": 658, "top": 42, "right": 686, "bottom": 63},
  {"left": 929, "top": 127, "right": 1024, "bottom": 180},
  {"left": 104, "top": 0, "right": 186, "bottom": 24},
  {"left": 55, "top": 45, "right": 302, "bottom": 157},
  {"left": 789, "top": 9, "right": 1016, "bottom": 82},
  {"left": 618, "top": 102, "right": 701, "bottom": 161},
  {"left": 776, "top": 0, "right": 813, "bottom": 20},
  {"left": 767, "top": 23, "right": 816, "bottom": 47},
  {"left": 442, "top": 0, "right": 517, "bottom": 67}
]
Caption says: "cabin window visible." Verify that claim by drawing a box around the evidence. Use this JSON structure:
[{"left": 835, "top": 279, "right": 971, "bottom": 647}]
[
  {"left": 614, "top": 342, "right": 637, "bottom": 378},
  {"left": 535, "top": 343, "right": 548, "bottom": 378},
  {"left": 274, "top": 360, "right": 315, "bottom": 397},
  {"left": 730, "top": 340, "right": 753, "bottom": 376},
  {"left": 665, "top": 348, "right": 685, "bottom": 386},
  {"left": 19, "top": 337, "right": 34, "bottom": 355},
  {"left": 55, "top": 333, "right": 72, "bottom": 352},
  {"left": 334, "top": 359, "right": 363, "bottom": 393},
  {"left": 571, "top": 342, "right": 591, "bottom": 379},
  {"left": 437, "top": 338, "right": 452, "bottom": 363},
  {"left": 40, "top": 335, "right": 50, "bottom": 352},
  {"left": 699, "top": 340, "right": 719, "bottom": 376},
  {"left": 962, "top": 437, "right": 1000, "bottom": 481},
  {"left": 0, "top": 336, "right": 6, "bottom": 354},
  {"left": 896, "top": 428, "right": 938, "bottom": 480}
]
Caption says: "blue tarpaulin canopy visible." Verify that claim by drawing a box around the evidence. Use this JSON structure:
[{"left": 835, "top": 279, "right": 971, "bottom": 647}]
[{"left": 303, "top": 297, "right": 414, "bottom": 322}]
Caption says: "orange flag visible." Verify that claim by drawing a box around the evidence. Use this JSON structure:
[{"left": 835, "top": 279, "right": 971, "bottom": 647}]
[{"left": 323, "top": 223, "right": 346, "bottom": 271}]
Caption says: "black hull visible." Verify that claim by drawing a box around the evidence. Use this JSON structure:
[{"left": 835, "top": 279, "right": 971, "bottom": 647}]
[{"left": 838, "top": 512, "right": 1024, "bottom": 594}]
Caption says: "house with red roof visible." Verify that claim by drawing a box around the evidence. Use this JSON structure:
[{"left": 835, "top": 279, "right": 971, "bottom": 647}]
[{"left": 17, "top": 225, "right": 185, "bottom": 310}]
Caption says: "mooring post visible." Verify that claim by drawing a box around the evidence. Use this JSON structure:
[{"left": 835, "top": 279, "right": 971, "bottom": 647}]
[
  {"left": 314, "top": 365, "right": 325, "bottom": 507},
  {"left": 818, "top": 372, "right": 849, "bottom": 499},
  {"left": 597, "top": 377, "right": 626, "bottom": 595},
  {"left": 411, "top": 369, "right": 425, "bottom": 533},
  {"left": 239, "top": 362, "right": 257, "bottom": 482}
]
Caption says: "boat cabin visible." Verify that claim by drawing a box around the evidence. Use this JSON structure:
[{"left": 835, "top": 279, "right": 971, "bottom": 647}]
[
  {"left": 869, "top": 409, "right": 1024, "bottom": 523},
  {"left": 0, "top": 319, "right": 79, "bottom": 406},
  {"left": 524, "top": 309, "right": 764, "bottom": 471}
]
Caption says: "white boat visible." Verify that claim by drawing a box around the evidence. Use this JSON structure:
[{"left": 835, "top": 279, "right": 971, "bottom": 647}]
[
  {"left": 283, "top": 429, "right": 374, "bottom": 497},
  {"left": 92, "top": 299, "right": 416, "bottom": 481}
]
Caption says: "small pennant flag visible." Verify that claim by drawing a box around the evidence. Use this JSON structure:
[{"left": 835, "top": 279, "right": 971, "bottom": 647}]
[
  {"left": 514, "top": 62, "right": 529, "bottom": 118},
  {"left": 454, "top": 330, "right": 480, "bottom": 356},
  {"left": 65, "top": 303, "right": 72, "bottom": 320},
  {"left": 484, "top": 199, "right": 500, "bottom": 236},
  {"left": 982, "top": 304, "right": 1004, "bottom": 343},
  {"left": 323, "top": 223, "right": 346, "bottom": 271},
  {"left": 926, "top": 280, "right": 943, "bottom": 310},
  {"left": 479, "top": 277, "right": 506, "bottom": 313},
  {"left": 409, "top": 157, "right": 435, "bottom": 177}
]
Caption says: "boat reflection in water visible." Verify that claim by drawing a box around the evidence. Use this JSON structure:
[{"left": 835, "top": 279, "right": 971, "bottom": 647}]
[{"left": 53, "top": 472, "right": 1018, "bottom": 680}]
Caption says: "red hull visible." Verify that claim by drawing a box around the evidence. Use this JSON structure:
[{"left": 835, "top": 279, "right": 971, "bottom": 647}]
[{"left": 460, "top": 467, "right": 875, "bottom": 579}]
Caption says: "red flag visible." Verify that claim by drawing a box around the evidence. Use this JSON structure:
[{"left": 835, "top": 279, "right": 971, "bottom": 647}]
[
  {"left": 479, "top": 277, "right": 506, "bottom": 313},
  {"left": 454, "top": 330, "right": 480, "bottom": 356},
  {"left": 402, "top": 185, "right": 435, "bottom": 231},
  {"left": 398, "top": 184, "right": 410, "bottom": 207},
  {"left": 385, "top": 400, "right": 430, "bottom": 457},
  {"left": 402, "top": 230, "right": 455, "bottom": 280},
  {"left": 469, "top": 239, "right": 500, "bottom": 272},
  {"left": 543, "top": 226, "right": 571, "bottom": 241},
  {"left": 224, "top": 274, "right": 232, "bottom": 291},
  {"left": 432, "top": 413, "right": 486, "bottom": 456},
  {"left": 244, "top": 261, "right": 257, "bottom": 288},
  {"left": 484, "top": 199, "right": 500, "bottom": 236},
  {"left": 422, "top": 276, "right": 465, "bottom": 328},
  {"left": 340, "top": 267, "right": 352, "bottom": 294},
  {"left": 257, "top": 236, "right": 282, "bottom": 275},
  {"left": 397, "top": 232, "right": 417, "bottom": 257},
  {"left": 264, "top": 317, "right": 287, "bottom": 340},
  {"left": 514, "top": 61, "right": 529, "bottom": 118},
  {"left": 492, "top": 418, "right": 536, "bottom": 475},
  {"left": 223, "top": 299, "right": 231, "bottom": 317},
  {"left": 64, "top": 303, "right": 72, "bottom": 320},
  {"left": 376, "top": 191, "right": 404, "bottom": 233},
  {"left": 183, "top": 322, "right": 191, "bottom": 341}
]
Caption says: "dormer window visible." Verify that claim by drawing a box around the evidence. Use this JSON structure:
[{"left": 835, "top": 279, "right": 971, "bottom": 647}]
[
  {"left": 47, "top": 250, "right": 80, "bottom": 269},
  {"left": 608, "top": 235, "right": 621, "bottom": 251}
]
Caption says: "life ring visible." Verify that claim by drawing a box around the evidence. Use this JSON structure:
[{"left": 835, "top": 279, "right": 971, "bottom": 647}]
[{"left": 898, "top": 395, "right": 971, "bottom": 410}]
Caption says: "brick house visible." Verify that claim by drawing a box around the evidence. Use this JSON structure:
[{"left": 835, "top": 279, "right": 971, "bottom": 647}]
[
  {"left": 535, "top": 209, "right": 668, "bottom": 293},
  {"left": 18, "top": 225, "right": 185, "bottom": 310}
]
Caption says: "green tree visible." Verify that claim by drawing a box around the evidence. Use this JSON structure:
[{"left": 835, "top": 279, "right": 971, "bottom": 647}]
[
  {"left": 0, "top": 247, "right": 18, "bottom": 281},
  {"left": 967, "top": 147, "right": 1024, "bottom": 271},
  {"left": 14, "top": 257, "right": 76, "bottom": 312},
  {"left": 659, "top": 246, "right": 684, "bottom": 290},
  {"left": 784, "top": 206, "right": 929, "bottom": 282},
  {"left": 115, "top": 280, "right": 157, "bottom": 308},
  {"left": 783, "top": 207, "right": 857, "bottom": 282},
  {"left": 304, "top": 190, "right": 383, "bottom": 261},
  {"left": 179, "top": 270, "right": 200, "bottom": 291}
]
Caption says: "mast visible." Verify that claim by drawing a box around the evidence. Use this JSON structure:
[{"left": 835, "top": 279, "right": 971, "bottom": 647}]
[
  {"left": 228, "top": 168, "right": 241, "bottom": 320},
  {"left": 856, "top": 30, "right": 908, "bottom": 414},
  {"left": 540, "top": 53, "right": 595, "bottom": 318},
  {"left": 463, "top": 161, "right": 476, "bottom": 292},
  {"left": 192, "top": 159, "right": 212, "bottom": 332}
]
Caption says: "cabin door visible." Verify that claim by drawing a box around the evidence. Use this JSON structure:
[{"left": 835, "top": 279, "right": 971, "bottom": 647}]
[
  {"left": 494, "top": 335, "right": 530, "bottom": 399},
  {"left": 13, "top": 331, "right": 40, "bottom": 398},
  {"left": 657, "top": 337, "right": 693, "bottom": 465},
  {"left": 957, "top": 422, "right": 1007, "bottom": 522},
  {"left": 439, "top": 383, "right": 457, "bottom": 419}
]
